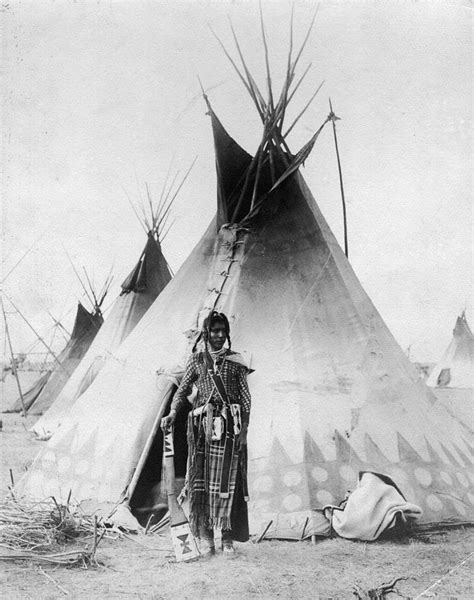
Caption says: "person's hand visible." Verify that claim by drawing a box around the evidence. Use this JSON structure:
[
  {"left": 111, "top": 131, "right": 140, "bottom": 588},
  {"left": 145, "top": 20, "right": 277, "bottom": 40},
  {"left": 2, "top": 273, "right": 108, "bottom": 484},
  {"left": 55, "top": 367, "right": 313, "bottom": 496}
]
[
  {"left": 238, "top": 424, "right": 248, "bottom": 450},
  {"left": 161, "top": 410, "right": 176, "bottom": 431}
]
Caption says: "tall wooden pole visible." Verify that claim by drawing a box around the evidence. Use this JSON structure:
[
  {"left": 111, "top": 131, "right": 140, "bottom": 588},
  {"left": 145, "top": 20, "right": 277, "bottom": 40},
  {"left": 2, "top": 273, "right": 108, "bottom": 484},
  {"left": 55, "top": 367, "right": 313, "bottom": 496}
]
[
  {"left": 4, "top": 292, "right": 66, "bottom": 372},
  {"left": 1, "top": 297, "right": 26, "bottom": 415},
  {"left": 328, "top": 98, "right": 349, "bottom": 259}
]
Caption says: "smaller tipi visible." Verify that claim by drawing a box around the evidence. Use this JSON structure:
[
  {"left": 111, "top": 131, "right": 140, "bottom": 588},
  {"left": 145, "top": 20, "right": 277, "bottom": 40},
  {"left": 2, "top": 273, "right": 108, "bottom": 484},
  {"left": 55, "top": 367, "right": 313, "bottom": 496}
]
[
  {"left": 427, "top": 312, "right": 474, "bottom": 389},
  {"left": 31, "top": 172, "right": 190, "bottom": 437},
  {"left": 4, "top": 311, "right": 74, "bottom": 412},
  {"left": 9, "top": 279, "right": 109, "bottom": 415}
]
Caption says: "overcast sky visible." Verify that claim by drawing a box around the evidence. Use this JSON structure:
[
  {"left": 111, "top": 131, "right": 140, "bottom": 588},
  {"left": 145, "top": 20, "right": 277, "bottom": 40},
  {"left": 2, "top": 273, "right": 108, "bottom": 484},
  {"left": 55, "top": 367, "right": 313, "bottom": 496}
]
[{"left": 1, "top": 0, "right": 472, "bottom": 362}]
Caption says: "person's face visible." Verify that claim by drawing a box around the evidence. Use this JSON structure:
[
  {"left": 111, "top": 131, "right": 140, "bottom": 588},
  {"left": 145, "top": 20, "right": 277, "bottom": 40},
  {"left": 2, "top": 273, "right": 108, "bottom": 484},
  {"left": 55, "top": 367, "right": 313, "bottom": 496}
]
[{"left": 208, "top": 321, "right": 226, "bottom": 351}]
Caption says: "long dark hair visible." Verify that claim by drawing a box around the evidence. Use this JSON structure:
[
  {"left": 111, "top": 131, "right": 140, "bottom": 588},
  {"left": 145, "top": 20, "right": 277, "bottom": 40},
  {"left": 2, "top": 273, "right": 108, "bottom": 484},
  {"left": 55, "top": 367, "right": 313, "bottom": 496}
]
[{"left": 193, "top": 310, "right": 231, "bottom": 352}]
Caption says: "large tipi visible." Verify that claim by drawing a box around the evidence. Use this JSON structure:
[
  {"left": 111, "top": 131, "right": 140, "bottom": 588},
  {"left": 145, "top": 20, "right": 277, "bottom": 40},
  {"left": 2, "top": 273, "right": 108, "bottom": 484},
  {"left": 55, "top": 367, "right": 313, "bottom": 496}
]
[
  {"left": 427, "top": 312, "right": 474, "bottom": 390},
  {"left": 30, "top": 181, "right": 182, "bottom": 438},
  {"left": 8, "top": 300, "right": 106, "bottom": 414},
  {"left": 17, "top": 29, "right": 473, "bottom": 538}
]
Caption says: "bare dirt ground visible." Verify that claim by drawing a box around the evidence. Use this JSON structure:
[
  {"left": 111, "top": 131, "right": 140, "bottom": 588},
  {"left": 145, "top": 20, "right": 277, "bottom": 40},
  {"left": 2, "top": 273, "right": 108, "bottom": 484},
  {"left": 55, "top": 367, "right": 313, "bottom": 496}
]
[{"left": 0, "top": 394, "right": 473, "bottom": 599}]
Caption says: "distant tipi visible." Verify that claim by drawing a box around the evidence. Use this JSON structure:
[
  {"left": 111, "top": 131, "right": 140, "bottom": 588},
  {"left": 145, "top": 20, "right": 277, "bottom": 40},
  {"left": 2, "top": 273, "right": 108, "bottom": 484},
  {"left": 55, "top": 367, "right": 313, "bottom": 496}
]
[
  {"left": 18, "top": 25, "right": 473, "bottom": 538},
  {"left": 427, "top": 312, "right": 474, "bottom": 389},
  {"left": 31, "top": 174, "right": 189, "bottom": 437},
  {"left": 8, "top": 299, "right": 106, "bottom": 414}
]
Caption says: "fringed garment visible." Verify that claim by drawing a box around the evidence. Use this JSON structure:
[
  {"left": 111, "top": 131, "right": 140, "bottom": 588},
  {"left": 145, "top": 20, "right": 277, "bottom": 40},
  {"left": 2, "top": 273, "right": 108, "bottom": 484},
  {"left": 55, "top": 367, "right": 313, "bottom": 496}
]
[{"left": 171, "top": 349, "right": 251, "bottom": 541}]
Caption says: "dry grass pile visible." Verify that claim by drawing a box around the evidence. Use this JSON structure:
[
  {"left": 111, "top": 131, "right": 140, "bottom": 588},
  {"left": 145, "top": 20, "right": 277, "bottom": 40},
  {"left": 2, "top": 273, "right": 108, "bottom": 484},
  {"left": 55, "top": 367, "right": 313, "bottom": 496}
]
[{"left": 0, "top": 496, "right": 106, "bottom": 567}]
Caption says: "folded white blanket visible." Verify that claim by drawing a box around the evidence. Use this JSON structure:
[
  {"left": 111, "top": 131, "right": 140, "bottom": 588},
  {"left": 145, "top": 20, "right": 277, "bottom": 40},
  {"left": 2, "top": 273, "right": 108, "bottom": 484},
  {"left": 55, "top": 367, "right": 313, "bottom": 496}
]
[{"left": 324, "top": 471, "right": 422, "bottom": 541}]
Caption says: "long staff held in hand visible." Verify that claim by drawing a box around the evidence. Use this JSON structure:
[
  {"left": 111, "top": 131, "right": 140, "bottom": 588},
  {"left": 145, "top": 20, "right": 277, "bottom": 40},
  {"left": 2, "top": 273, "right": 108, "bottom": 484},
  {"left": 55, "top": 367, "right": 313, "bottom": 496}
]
[{"left": 163, "top": 425, "right": 200, "bottom": 562}]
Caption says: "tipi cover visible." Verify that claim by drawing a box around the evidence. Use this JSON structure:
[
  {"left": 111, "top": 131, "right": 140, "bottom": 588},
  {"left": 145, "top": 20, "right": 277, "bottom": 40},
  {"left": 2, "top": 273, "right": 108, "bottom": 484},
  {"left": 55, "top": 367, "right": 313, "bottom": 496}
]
[
  {"left": 427, "top": 313, "right": 474, "bottom": 389},
  {"left": 12, "top": 370, "right": 52, "bottom": 412},
  {"left": 32, "top": 232, "right": 172, "bottom": 436},
  {"left": 18, "top": 42, "right": 473, "bottom": 538},
  {"left": 10, "top": 302, "right": 104, "bottom": 414}
]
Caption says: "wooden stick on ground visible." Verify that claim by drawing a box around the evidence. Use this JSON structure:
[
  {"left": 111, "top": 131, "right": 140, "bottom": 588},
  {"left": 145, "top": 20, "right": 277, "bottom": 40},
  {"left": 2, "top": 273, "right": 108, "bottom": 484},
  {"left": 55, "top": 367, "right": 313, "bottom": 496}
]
[
  {"left": 38, "top": 566, "right": 70, "bottom": 596},
  {"left": 256, "top": 520, "right": 273, "bottom": 543}
]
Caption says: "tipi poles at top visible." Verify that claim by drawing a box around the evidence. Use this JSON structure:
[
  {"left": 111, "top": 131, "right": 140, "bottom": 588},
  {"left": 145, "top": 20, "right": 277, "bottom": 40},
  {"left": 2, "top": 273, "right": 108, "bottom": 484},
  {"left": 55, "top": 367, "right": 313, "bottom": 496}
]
[
  {"left": 274, "top": 8, "right": 319, "bottom": 143},
  {"left": 47, "top": 310, "right": 70, "bottom": 341},
  {"left": 1, "top": 297, "right": 26, "bottom": 415},
  {"left": 270, "top": 6, "right": 318, "bottom": 136},
  {"left": 64, "top": 247, "right": 112, "bottom": 315},
  {"left": 209, "top": 25, "right": 264, "bottom": 122},
  {"left": 231, "top": 107, "right": 292, "bottom": 221},
  {"left": 228, "top": 9, "right": 319, "bottom": 159},
  {"left": 124, "top": 187, "right": 148, "bottom": 236},
  {"left": 126, "top": 158, "right": 195, "bottom": 243},
  {"left": 229, "top": 20, "right": 267, "bottom": 118},
  {"left": 145, "top": 182, "right": 157, "bottom": 233},
  {"left": 64, "top": 250, "right": 96, "bottom": 311},
  {"left": 275, "top": 4, "right": 295, "bottom": 134},
  {"left": 242, "top": 117, "right": 330, "bottom": 224},
  {"left": 82, "top": 266, "right": 113, "bottom": 315},
  {"left": 283, "top": 79, "right": 325, "bottom": 139},
  {"left": 259, "top": 2, "right": 274, "bottom": 112},
  {"left": 95, "top": 267, "right": 114, "bottom": 310},
  {"left": 210, "top": 8, "right": 334, "bottom": 224},
  {"left": 81, "top": 267, "right": 99, "bottom": 312},
  {"left": 155, "top": 156, "right": 197, "bottom": 239},
  {"left": 328, "top": 98, "right": 349, "bottom": 259}
]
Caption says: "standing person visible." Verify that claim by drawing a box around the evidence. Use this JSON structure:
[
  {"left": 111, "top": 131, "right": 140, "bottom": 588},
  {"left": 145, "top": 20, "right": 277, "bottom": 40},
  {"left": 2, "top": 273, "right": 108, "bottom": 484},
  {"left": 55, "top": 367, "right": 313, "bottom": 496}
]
[{"left": 161, "top": 311, "right": 251, "bottom": 557}]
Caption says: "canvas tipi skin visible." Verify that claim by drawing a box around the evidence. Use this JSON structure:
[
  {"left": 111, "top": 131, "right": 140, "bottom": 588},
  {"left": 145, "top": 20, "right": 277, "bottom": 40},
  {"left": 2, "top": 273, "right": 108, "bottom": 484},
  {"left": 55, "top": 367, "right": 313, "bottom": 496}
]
[
  {"left": 31, "top": 230, "right": 172, "bottom": 438},
  {"left": 9, "top": 370, "right": 52, "bottom": 412},
  {"left": 17, "top": 37, "right": 473, "bottom": 538},
  {"left": 427, "top": 312, "right": 474, "bottom": 389},
  {"left": 8, "top": 302, "right": 104, "bottom": 414}
]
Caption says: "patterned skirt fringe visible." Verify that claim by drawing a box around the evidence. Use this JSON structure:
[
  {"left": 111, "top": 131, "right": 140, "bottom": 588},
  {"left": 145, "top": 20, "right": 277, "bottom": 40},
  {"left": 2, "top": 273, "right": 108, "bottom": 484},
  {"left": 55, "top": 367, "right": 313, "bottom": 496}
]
[{"left": 187, "top": 412, "right": 240, "bottom": 535}]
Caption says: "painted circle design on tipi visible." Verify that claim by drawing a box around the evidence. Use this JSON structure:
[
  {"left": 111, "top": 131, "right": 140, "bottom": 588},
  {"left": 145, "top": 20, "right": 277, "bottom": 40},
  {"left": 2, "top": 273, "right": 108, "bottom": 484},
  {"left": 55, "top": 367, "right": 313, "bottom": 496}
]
[
  {"left": 311, "top": 467, "right": 328, "bottom": 482},
  {"left": 450, "top": 499, "right": 467, "bottom": 517},
  {"left": 339, "top": 465, "right": 356, "bottom": 481},
  {"left": 253, "top": 475, "right": 273, "bottom": 493},
  {"left": 456, "top": 472, "right": 469, "bottom": 488},
  {"left": 282, "top": 493, "right": 302, "bottom": 511},
  {"left": 283, "top": 471, "right": 302, "bottom": 487},
  {"left": 414, "top": 468, "right": 432, "bottom": 487},
  {"left": 426, "top": 495, "right": 443, "bottom": 512},
  {"left": 439, "top": 472, "right": 453, "bottom": 486},
  {"left": 75, "top": 460, "right": 90, "bottom": 475},
  {"left": 316, "top": 490, "right": 334, "bottom": 505},
  {"left": 57, "top": 456, "right": 72, "bottom": 474}
]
